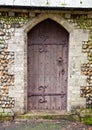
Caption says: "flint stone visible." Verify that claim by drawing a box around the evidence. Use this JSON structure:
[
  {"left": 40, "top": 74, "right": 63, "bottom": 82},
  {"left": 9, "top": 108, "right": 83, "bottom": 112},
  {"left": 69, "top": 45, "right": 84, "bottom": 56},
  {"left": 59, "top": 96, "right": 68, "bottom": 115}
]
[{"left": 0, "top": 31, "right": 5, "bottom": 36}]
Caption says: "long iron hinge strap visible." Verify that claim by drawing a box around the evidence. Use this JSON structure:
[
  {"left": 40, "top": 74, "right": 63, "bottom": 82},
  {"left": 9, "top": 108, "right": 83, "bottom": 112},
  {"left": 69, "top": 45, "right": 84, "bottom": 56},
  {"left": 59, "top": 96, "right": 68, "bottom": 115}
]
[{"left": 28, "top": 93, "right": 66, "bottom": 97}]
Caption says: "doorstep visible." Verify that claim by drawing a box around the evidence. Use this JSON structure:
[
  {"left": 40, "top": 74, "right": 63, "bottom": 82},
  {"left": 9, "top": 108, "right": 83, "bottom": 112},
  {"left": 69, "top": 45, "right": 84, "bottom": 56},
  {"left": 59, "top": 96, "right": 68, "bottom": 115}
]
[{"left": 14, "top": 110, "right": 74, "bottom": 122}]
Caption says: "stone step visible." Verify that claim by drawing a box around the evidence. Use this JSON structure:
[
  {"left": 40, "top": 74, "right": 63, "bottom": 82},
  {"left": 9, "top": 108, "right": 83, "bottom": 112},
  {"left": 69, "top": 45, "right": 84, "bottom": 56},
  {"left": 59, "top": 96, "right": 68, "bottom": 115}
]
[{"left": 14, "top": 111, "right": 78, "bottom": 122}]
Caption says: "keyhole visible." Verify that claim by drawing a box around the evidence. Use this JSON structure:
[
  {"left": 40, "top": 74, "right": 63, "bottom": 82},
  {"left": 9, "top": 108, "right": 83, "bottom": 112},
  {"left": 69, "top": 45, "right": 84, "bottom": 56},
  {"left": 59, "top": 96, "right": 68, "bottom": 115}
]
[
  {"left": 57, "top": 57, "right": 63, "bottom": 65},
  {"left": 62, "top": 69, "right": 65, "bottom": 75}
]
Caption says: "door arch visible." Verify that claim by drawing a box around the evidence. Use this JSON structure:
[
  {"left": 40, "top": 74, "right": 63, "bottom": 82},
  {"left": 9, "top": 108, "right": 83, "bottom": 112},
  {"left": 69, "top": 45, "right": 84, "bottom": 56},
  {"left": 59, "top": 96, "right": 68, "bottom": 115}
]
[{"left": 27, "top": 19, "right": 69, "bottom": 111}]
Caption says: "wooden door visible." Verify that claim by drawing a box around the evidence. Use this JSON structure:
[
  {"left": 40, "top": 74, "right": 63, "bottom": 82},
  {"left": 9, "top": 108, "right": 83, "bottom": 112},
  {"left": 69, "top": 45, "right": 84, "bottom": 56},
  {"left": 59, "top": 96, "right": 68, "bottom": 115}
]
[{"left": 27, "top": 19, "right": 69, "bottom": 111}]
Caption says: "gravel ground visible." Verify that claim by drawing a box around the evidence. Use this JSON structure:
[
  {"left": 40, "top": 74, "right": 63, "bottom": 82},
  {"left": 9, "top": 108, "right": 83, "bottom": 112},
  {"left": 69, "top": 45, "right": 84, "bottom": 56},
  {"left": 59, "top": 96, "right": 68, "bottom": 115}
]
[{"left": 0, "top": 119, "right": 91, "bottom": 130}]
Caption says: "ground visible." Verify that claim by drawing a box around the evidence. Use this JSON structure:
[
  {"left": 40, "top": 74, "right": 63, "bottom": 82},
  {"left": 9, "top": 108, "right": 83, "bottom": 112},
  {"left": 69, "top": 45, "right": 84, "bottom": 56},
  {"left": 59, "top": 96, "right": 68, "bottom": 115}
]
[{"left": 0, "top": 119, "right": 92, "bottom": 130}]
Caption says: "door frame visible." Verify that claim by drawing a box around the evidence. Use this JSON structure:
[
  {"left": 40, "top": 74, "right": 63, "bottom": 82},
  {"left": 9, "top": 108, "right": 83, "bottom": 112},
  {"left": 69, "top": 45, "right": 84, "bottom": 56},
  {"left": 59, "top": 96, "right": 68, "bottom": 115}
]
[
  {"left": 23, "top": 13, "right": 74, "bottom": 112},
  {"left": 27, "top": 18, "right": 69, "bottom": 110}
]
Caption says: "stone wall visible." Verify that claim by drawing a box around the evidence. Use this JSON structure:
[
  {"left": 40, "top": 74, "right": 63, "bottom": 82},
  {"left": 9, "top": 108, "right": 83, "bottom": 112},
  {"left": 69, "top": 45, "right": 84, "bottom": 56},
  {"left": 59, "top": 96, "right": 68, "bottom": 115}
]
[
  {"left": 66, "top": 14, "right": 92, "bottom": 108},
  {"left": 0, "top": 12, "right": 28, "bottom": 113},
  {"left": 0, "top": 10, "right": 92, "bottom": 114}
]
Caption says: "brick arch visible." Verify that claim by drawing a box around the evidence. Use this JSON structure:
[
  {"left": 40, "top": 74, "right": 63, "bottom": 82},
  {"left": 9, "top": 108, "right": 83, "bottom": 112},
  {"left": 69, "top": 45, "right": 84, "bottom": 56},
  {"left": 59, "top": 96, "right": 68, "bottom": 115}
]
[{"left": 23, "top": 13, "right": 74, "bottom": 33}]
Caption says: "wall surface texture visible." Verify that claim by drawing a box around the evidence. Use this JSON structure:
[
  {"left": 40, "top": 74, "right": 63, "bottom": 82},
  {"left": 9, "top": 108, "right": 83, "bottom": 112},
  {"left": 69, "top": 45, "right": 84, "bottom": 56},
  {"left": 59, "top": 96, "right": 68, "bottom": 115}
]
[
  {"left": 0, "top": 0, "right": 92, "bottom": 7},
  {"left": 0, "top": 9, "right": 92, "bottom": 114}
]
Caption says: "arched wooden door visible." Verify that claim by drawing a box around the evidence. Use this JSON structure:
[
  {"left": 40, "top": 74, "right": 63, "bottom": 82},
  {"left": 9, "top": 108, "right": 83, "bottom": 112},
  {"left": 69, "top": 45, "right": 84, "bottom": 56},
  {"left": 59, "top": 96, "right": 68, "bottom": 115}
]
[{"left": 27, "top": 19, "right": 69, "bottom": 111}]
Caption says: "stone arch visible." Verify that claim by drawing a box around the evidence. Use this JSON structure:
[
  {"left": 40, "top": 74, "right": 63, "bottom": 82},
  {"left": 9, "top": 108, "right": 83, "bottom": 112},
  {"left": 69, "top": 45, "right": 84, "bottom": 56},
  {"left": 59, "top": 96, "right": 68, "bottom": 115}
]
[
  {"left": 23, "top": 13, "right": 75, "bottom": 112},
  {"left": 23, "top": 13, "right": 74, "bottom": 33}
]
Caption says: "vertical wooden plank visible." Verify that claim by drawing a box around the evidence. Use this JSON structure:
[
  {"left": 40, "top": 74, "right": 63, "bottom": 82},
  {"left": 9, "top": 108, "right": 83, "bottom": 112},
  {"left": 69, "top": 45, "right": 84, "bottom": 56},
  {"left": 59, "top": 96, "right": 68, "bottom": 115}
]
[
  {"left": 52, "top": 45, "right": 56, "bottom": 110},
  {"left": 28, "top": 45, "right": 34, "bottom": 110},
  {"left": 38, "top": 45, "right": 45, "bottom": 110},
  {"left": 44, "top": 45, "right": 50, "bottom": 109},
  {"left": 34, "top": 45, "right": 39, "bottom": 109},
  {"left": 55, "top": 45, "right": 63, "bottom": 110},
  {"left": 49, "top": 45, "right": 54, "bottom": 110},
  {"left": 49, "top": 45, "right": 57, "bottom": 110}
]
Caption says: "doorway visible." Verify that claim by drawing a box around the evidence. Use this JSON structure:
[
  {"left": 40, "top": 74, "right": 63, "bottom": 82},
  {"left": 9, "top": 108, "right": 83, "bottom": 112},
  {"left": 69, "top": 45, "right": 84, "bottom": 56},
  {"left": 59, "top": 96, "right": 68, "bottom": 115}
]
[{"left": 27, "top": 19, "right": 69, "bottom": 111}]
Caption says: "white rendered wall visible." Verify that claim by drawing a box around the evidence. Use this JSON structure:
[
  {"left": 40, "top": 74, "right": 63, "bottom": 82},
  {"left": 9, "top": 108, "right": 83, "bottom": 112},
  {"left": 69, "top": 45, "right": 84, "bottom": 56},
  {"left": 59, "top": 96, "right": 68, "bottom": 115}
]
[{"left": 0, "top": 0, "right": 92, "bottom": 7}]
